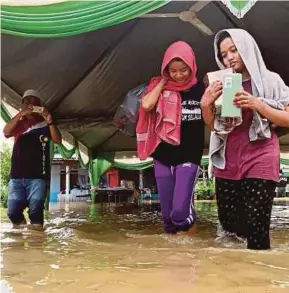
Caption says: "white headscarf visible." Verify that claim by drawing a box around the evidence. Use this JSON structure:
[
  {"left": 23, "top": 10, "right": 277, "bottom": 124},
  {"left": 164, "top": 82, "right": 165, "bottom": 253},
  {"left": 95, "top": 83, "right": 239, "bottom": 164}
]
[
  {"left": 214, "top": 29, "right": 289, "bottom": 110},
  {"left": 210, "top": 29, "right": 289, "bottom": 169}
]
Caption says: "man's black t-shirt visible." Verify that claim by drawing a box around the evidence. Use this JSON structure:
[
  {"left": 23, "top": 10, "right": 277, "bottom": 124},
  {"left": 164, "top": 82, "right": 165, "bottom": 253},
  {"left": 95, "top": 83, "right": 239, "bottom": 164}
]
[
  {"left": 10, "top": 121, "right": 51, "bottom": 180},
  {"left": 152, "top": 83, "right": 205, "bottom": 166}
]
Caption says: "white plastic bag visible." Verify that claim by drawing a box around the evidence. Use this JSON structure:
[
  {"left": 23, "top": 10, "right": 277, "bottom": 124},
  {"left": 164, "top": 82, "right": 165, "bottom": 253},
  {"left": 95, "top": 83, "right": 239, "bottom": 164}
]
[{"left": 113, "top": 83, "right": 147, "bottom": 137}]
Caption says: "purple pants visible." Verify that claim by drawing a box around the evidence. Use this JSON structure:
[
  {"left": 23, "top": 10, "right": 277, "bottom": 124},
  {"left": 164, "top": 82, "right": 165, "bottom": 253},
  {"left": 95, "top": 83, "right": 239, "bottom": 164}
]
[{"left": 154, "top": 160, "right": 199, "bottom": 234}]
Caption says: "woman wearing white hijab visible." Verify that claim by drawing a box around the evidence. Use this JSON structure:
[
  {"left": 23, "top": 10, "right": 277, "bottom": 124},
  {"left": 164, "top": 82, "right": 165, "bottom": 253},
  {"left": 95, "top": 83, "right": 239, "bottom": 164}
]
[{"left": 201, "top": 29, "right": 289, "bottom": 250}]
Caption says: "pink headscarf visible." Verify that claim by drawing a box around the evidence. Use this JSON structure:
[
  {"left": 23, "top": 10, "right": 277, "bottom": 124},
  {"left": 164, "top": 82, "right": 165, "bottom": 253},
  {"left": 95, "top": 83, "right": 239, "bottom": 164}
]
[
  {"left": 147, "top": 41, "right": 198, "bottom": 92},
  {"left": 136, "top": 41, "right": 198, "bottom": 160}
]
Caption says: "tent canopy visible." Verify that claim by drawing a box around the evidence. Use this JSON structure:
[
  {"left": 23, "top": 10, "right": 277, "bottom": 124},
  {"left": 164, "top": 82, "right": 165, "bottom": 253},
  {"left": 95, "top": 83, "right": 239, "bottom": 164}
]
[{"left": 2, "top": 1, "right": 289, "bottom": 159}]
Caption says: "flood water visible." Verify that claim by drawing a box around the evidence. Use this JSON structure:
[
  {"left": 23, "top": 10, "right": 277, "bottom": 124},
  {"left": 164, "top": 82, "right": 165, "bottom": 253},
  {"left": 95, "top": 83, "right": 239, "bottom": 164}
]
[{"left": 1, "top": 201, "right": 289, "bottom": 293}]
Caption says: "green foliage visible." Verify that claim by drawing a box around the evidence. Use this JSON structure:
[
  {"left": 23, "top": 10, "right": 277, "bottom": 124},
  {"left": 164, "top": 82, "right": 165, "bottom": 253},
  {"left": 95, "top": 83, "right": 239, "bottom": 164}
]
[
  {"left": 1, "top": 143, "right": 12, "bottom": 208},
  {"left": 195, "top": 180, "right": 215, "bottom": 200}
]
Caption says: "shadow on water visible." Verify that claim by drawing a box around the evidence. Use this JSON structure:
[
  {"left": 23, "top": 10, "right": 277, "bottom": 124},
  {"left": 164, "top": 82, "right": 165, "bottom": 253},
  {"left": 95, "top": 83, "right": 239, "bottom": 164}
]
[{"left": 1, "top": 201, "right": 289, "bottom": 293}]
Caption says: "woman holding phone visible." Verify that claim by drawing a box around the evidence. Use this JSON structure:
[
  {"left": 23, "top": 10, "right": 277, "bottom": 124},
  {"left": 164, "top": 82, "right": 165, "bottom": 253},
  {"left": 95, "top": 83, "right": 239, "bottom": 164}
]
[{"left": 201, "top": 29, "right": 289, "bottom": 250}]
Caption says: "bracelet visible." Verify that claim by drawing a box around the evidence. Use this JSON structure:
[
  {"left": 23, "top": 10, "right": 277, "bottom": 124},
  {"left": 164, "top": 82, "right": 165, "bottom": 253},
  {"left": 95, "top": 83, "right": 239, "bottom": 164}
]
[{"left": 48, "top": 122, "right": 54, "bottom": 126}]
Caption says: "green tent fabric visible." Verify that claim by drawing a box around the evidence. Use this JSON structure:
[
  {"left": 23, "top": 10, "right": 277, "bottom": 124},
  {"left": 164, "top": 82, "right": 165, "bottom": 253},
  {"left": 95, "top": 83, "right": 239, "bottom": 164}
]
[
  {"left": 89, "top": 153, "right": 152, "bottom": 202},
  {"left": 1, "top": 103, "right": 11, "bottom": 123},
  {"left": 2, "top": 1, "right": 289, "bottom": 199},
  {"left": 77, "top": 148, "right": 90, "bottom": 169},
  {"left": 56, "top": 143, "right": 90, "bottom": 169},
  {"left": 201, "top": 157, "right": 209, "bottom": 166},
  {"left": 88, "top": 153, "right": 210, "bottom": 202},
  {"left": 280, "top": 158, "right": 289, "bottom": 166},
  {"left": 89, "top": 153, "right": 152, "bottom": 187},
  {"left": 89, "top": 154, "right": 113, "bottom": 203},
  {"left": 56, "top": 143, "right": 76, "bottom": 160},
  {"left": 114, "top": 160, "right": 153, "bottom": 170},
  {"left": 114, "top": 157, "right": 208, "bottom": 168},
  {"left": 1, "top": 1, "right": 167, "bottom": 38},
  {"left": 221, "top": 0, "right": 257, "bottom": 18},
  {"left": 2, "top": 2, "right": 289, "bottom": 156}
]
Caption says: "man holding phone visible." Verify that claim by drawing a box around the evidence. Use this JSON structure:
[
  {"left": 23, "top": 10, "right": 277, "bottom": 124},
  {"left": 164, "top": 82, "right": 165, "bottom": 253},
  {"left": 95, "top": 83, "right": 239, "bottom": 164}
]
[{"left": 3, "top": 89, "right": 62, "bottom": 229}]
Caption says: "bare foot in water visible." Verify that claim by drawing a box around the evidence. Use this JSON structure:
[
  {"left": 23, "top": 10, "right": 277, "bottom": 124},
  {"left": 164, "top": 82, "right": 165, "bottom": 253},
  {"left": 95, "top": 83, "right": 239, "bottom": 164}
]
[
  {"left": 187, "top": 224, "right": 197, "bottom": 235},
  {"left": 27, "top": 224, "right": 44, "bottom": 232},
  {"left": 12, "top": 222, "right": 26, "bottom": 230},
  {"left": 177, "top": 224, "right": 198, "bottom": 236}
]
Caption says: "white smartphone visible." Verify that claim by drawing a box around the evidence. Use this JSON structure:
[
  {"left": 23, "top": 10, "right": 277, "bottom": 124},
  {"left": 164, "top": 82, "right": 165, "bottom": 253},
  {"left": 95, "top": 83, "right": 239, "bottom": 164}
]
[
  {"left": 207, "top": 68, "right": 233, "bottom": 84},
  {"left": 206, "top": 68, "right": 233, "bottom": 109},
  {"left": 32, "top": 106, "right": 44, "bottom": 113}
]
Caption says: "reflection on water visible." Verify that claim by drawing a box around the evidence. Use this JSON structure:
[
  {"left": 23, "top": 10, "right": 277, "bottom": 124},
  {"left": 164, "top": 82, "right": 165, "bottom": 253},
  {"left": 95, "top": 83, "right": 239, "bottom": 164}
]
[{"left": 1, "top": 201, "right": 289, "bottom": 293}]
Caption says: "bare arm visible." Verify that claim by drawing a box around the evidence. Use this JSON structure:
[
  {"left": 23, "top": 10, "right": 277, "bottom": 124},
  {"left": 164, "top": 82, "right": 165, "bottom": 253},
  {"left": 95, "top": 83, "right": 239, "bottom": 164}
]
[
  {"left": 142, "top": 79, "right": 166, "bottom": 111},
  {"left": 200, "top": 81, "right": 223, "bottom": 130},
  {"left": 201, "top": 102, "right": 215, "bottom": 130},
  {"left": 3, "top": 108, "right": 32, "bottom": 138},
  {"left": 234, "top": 90, "right": 289, "bottom": 127},
  {"left": 48, "top": 124, "right": 62, "bottom": 144},
  {"left": 42, "top": 108, "right": 62, "bottom": 144},
  {"left": 258, "top": 104, "right": 289, "bottom": 127}
]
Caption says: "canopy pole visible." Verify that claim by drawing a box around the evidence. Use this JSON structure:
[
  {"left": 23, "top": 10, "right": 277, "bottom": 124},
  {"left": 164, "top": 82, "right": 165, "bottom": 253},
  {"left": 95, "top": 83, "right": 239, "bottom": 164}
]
[
  {"left": 65, "top": 164, "right": 70, "bottom": 195},
  {"left": 139, "top": 170, "right": 144, "bottom": 189},
  {"left": 203, "top": 166, "right": 206, "bottom": 182}
]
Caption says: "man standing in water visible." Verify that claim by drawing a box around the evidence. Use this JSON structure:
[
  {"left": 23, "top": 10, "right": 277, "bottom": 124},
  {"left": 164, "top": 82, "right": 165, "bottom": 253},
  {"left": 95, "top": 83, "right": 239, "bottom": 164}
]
[{"left": 3, "top": 90, "right": 62, "bottom": 229}]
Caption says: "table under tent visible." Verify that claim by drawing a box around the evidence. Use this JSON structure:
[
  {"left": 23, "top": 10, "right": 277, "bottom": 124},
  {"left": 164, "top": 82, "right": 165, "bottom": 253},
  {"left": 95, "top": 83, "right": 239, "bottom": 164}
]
[{"left": 2, "top": 1, "right": 289, "bottom": 203}]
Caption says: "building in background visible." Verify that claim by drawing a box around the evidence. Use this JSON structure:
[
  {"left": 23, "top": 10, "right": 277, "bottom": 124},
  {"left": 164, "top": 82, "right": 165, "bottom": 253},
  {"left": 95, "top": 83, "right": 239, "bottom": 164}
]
[{"left": 50, "top": 148, "right": 90, "bottom": 202}]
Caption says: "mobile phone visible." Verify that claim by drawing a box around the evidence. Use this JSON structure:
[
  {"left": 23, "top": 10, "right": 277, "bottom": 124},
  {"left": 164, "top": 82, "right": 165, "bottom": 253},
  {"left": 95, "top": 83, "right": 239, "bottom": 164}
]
[
  {"left": 221, "top": 73, "right": 242, "bottom": 118},
  {"left": 32, "top": 106, "right": 44, "bottom": 113},
  {"left": 207, "top": 68, "right": 233, "bottom": 84},
  {"left": 206, "top": 68, "right": 233, "bottom": 109}
]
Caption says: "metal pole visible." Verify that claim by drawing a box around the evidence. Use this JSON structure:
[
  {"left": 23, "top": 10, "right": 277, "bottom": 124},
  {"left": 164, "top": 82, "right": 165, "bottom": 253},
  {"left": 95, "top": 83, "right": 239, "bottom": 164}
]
[
  {"left": 66, "top": 164, "right": 70, "bottom": 195},
  {"left": 203, "top": 166, "right": 206, "bottom": 182},
  {"left": 139, "top": 170, "right": 144, "bottom": 189}
]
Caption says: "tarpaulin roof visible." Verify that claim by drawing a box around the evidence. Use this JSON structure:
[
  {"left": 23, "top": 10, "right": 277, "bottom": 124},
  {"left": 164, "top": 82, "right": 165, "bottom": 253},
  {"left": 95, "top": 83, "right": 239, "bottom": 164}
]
[{"left": 2, "top": 1, "right": 289, "bottom": 159}]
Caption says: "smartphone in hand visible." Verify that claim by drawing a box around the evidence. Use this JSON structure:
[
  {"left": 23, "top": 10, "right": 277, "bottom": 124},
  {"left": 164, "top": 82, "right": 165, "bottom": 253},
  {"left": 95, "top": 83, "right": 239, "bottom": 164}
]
[
  {"left": 32, "top": 106, "right": 44, "bottom": 114},
  {"left": 221, "top": 73, "right": 242, "bottom": 118},
  {"left": 206, "top": 68, "right": 233, "bottom": 109}
]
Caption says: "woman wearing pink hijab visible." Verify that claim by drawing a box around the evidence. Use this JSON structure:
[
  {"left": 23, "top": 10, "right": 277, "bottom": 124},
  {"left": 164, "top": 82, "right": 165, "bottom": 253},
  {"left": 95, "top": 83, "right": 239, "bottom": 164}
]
[{"left": 137, "top": 41, "right": 205, "bottom": 234}]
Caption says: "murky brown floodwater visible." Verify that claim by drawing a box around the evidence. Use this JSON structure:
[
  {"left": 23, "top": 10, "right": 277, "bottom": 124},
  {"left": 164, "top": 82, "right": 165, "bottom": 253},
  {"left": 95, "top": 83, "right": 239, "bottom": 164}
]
[{"left": 1, "top": 201, "right": 289, "bottom": 293}]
